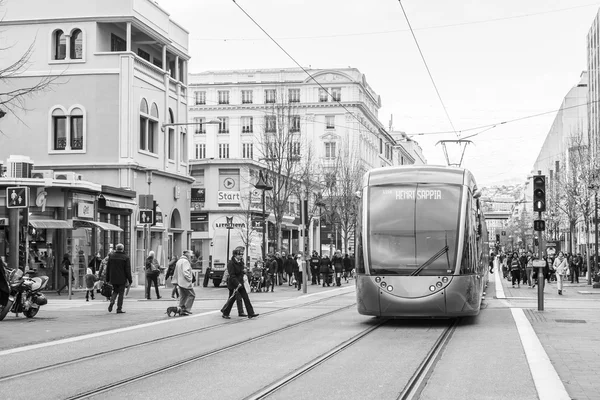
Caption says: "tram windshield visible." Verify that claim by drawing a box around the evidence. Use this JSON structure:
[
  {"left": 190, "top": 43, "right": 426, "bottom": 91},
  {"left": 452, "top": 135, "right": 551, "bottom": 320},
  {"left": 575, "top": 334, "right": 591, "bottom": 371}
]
[{"left": 368, "top": 184, "right": 462, "bottom": 276}]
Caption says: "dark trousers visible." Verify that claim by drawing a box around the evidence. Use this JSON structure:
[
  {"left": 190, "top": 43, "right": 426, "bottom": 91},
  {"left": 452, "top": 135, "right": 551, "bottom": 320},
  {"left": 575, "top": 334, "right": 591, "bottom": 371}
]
[
  {"left": 321, "top": 273, "right": 331, "bottom": 286},
  {"left": 511, "top": 269, "right": 520, "bottom": 286},
  {"left": 110, "top": 283, "right": 126, "bottom": 311},
  {"left": 570, "top": 266, "right": 579, "bottom": 283},
  {"left": 145, "top": 274, "right": 160, "bottom": 299},
  {"left": 58, "top": 275, "right": 73, "bottom": 294},
  {"left": 311, "top": 267, "right": 320, "bottom": 284},
  {"left": 85, "top": 289, "right": 95, "bottom": 300},
  {"left": 222, "top": 283, "right": 255, "bottom": 316},
  {"left": 267, "top": 274, "right": 275, "bottom": 292},
  {"left": 295, "top": 271, "right": 302, "bottom": 290}
]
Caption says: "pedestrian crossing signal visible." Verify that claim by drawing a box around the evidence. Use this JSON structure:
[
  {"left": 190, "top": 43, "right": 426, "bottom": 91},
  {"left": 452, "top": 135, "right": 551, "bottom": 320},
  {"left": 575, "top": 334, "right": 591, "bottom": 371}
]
[
  {"left": 534, "top": 220, "right": 546, "bottom": 231},
  {"left": 139, "top": 210, "right": 154, "bottom": 224},
  {"left": 6, "top": 187, "right": 29, "bottom": 208}
]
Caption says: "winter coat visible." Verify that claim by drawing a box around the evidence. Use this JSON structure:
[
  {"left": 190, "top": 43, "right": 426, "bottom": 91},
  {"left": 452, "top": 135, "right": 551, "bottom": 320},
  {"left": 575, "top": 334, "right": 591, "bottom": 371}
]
[
  {"left": 165, "top": 258, "right": 177, "bottom": 280},
  {"left": 284, "top": 257, "right": 294, "bottom": 275},
  {"left": 320, "top": 258, "right": 332, "bottom": 274},
  {"left": 553, "top": 257, "right": 569, "bottom": 276},
  {"left": 291, "top": 258, "right": 300, "bottom": 274},
  {"left": 226, "top": 256, "right": 246, "bottom": 287},
  {"left": 84, "top": 268, "right": 96, "bottom": 290},
  {"left": 310, "top": 255, "right": 321, "bottom": 270},
  {"left": 106, "top": 251, "right": 133, "bottom": 286},
  {"left": 173, "top": 256, "right": 193, "bottom": 289},
  {"left": 332, "top": 255, "right": 344, "bottom": 273},
  {"left": 145, "top": 256, "right": 160, "bottom": 277},
  {"left": 510, "top": 257, "right": 520, "bottom": 271}
]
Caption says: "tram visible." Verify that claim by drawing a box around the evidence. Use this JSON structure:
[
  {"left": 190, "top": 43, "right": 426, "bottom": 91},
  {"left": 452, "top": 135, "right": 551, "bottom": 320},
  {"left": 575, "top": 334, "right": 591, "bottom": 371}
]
[{"left": 355, "top": 165, "right": 489, "bottom": 318}]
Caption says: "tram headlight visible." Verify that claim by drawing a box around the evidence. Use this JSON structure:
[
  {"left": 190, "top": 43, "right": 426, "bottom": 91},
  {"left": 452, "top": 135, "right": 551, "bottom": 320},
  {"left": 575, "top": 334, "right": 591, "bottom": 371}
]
[
  {"left": 442, "top": 277, "right": 449, "bottom": 283},
  {"left": 375, "top": 277, "right": 381, "bottom": 283},
  {"left": 436, "top": 282, "right": 443, "bottom": 288},
  {"left": 380, "top": 282, "right": 387, "bottom": 288},
  {"left": 387, "top": 285, "right": 393, "bottom": 291},
  {"left": 429, "top": 285, "right": 436, "bottom": 292}
]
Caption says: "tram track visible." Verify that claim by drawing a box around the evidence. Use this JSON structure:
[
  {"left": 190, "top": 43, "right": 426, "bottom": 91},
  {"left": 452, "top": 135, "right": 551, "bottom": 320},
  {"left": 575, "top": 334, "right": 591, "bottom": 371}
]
[
  {"left": 63, "top": 303, "right": 356, "bottom": 400},
  {"left": 242, "top": 318, "right": 458, "bottom": 400},
  {"left": 0, "top": 291, "right": 354, "bottom": 384}
]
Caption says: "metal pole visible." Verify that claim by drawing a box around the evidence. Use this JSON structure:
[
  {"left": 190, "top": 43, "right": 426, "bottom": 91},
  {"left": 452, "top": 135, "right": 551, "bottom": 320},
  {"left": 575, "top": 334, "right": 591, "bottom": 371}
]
[
  {"left": 593, "top": 192, "right": 598, "bottom": 285},
  {"left": 226, "top": 227, "right": 231, "bottom": 263},
  {"left": 537, "top": 214, "right": 544, "bottom": 311},
  {"left": 262, "top": 189, "right": 266, "bottom": 260}
]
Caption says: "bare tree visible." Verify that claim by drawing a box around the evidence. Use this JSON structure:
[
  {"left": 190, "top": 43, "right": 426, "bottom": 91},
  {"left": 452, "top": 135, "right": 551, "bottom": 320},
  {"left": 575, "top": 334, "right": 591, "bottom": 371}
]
[
  {"left": 258, "top": 92, "right": 304, "bottom": 252},
  {"left": 0, "top": 2, "right": 63, "bottom": 126},
  {"left": 231, "top": 192, "right": 263, "bottom": 263}
]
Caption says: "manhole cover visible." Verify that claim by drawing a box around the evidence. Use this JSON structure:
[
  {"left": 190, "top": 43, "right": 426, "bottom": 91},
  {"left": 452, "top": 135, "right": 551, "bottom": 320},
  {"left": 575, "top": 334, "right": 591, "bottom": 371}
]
[{"left": 555, "top": 319, "right": 586, "bottom": 323}]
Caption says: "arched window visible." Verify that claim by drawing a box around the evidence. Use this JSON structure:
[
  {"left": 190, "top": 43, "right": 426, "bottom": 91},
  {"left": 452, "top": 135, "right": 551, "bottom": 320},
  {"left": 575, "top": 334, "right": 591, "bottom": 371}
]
[
  {"left": 70, "top": 29, "right": 83, "bottom": 59},
  {"left": 50, "top": 106, "right": 86, "bottom": 152},
  {"left": 52, "top": 108, "right": 66, "bottom": 149},
  {"left": 168, "top": 108, "right": 175, "bottom": 160},
  {"left": 139, "top": 99, "right": 158, "bottom": 154},
  {"left": 70, "top": 107, "right": 83, "bottom": 149},
  {"left": 54, "top": 30, "right": 66, "bottom": 60}
]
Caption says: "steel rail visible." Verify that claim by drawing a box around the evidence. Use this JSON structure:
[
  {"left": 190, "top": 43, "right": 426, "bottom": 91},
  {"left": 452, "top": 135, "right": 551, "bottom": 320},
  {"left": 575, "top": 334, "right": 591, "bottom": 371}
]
[
  {"left": 64, "top": 303, "right": 356, "bottom": 400},
  {"left": 0, "top": 291, "right": 355, "bottom": 383},
  {"left": 243, "top": 318, "right": 388, "bottom": 400},
  {"left": 397, "top": 318, "right": 459, "bottom": 400}
]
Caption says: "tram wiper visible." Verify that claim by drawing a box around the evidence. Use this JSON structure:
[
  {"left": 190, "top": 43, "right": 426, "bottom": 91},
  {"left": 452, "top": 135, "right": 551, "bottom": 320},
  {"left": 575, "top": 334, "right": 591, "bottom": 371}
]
[{"left": 410, "top": 245, "right": 449, "bottom": 276}]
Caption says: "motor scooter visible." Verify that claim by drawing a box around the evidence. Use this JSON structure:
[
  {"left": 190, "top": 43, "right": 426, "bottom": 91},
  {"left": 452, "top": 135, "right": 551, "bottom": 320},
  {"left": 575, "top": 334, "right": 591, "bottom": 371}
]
[{"left": 0, "top": 267, "right": 48, "bottom": 320}]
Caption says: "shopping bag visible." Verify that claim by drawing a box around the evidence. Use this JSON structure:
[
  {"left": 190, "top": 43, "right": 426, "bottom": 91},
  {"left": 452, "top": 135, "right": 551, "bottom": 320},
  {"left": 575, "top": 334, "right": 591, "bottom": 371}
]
[{"left": 100, "top": 282, "right": 113, "bottom": 297}]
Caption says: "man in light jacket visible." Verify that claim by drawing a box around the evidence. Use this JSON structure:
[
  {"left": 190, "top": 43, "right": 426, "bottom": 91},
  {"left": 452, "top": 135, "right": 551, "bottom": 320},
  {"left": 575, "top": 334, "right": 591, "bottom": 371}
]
[{"left": 172, "top": 250, "right": 195, "bottom": 315}]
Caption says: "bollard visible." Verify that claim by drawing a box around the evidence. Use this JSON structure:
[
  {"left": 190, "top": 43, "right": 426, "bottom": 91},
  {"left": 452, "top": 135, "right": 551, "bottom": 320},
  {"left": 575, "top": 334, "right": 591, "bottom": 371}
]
[{"left": 533, "top": 261, "right": 546, "bottom": 311}]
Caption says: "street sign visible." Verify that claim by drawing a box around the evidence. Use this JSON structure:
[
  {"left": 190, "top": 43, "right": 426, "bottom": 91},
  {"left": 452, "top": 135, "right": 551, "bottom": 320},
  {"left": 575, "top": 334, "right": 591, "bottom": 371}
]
[
  {"left": 139, "top": 209, "right": 154, "bottom": 224},
  {"left": 6, "top": 187, "right": 29, "bottom": 208},
  {"left": 191, "top": 188, "right": 205, "bottom": 203},
  {"left": 138, "top": 194, "right": 154, "bottom": 210}
]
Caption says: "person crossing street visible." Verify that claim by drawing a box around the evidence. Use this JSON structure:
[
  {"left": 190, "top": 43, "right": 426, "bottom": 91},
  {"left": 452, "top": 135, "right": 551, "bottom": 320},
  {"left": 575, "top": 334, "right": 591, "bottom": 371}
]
[{"left": 221, "top": 247, "right": 258, "bottom": 319}]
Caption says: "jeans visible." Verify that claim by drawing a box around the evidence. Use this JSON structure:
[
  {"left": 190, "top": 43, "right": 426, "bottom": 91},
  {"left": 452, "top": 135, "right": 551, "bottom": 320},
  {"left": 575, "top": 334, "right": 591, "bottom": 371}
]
[
  {"left": 556, "top": 273, "right": 564, "bottom": 291},
  {"left": 179, "top": 286, "right": 195, "bottom": 311},
  {"left": 145, "top": 273, "right": 160, "bottom": 299},
  {"left": 570, "top": 266, "right": 579, "bottom": 283},
  {"left": 525, "top": 267, "right": 533, "bottom": 286},
  {"left": 110, "top": 283, "right": 126, "bottom": 311}
]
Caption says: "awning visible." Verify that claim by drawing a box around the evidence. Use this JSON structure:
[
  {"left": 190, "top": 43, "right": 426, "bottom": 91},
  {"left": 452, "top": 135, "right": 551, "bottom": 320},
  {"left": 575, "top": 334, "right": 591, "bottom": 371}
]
[
  {"left": 99, "top": 194, "right": 137, "bottom": 210},
  {"left": 72, "top": 219, "right": 123, "bottom": 232},
  {"left": 29, "top": 220, "right": 73, "bottom": 229}
]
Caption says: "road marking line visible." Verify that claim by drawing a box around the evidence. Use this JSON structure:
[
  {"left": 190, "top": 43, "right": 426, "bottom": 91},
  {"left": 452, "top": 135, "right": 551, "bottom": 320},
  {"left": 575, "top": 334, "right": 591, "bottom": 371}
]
[
  {"left": 494, "top": 265, "right": 506, "bottom": 299},
  {"left": 511, "top": 308, "right": 571, "bottom": 400},
  {"left": 0, "top": 309, "right": 219, "bottom": 357}
]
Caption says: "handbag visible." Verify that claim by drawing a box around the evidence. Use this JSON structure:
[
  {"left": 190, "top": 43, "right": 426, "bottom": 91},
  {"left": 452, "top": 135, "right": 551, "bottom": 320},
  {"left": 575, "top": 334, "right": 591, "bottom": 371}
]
[
  {"left": 192, "top": 274, "right": 196, "bottom": 284},
  {"left": 100, "top": 282, "right": 113, "bottom": 297}
]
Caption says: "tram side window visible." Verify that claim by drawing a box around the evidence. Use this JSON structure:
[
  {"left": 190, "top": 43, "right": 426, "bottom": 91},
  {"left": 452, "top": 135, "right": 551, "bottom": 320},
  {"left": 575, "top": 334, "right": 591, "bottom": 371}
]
[
  {"left": 460, "top": 202, "right": 475, "bottom": 274},
  {"left": 356, "top": 194, "right": 365, "bottom": 274}
]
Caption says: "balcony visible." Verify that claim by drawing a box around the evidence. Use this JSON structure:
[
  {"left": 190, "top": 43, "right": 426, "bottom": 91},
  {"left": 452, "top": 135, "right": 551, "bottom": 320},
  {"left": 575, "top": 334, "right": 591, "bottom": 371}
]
[{"left": 134, "top": 57, "right": 164, "bottom": 86}]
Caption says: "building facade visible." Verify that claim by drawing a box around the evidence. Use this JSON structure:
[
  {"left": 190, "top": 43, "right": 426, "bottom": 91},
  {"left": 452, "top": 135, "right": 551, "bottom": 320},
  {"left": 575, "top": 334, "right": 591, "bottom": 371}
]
[
  {"left": 188, "top": 68, "right": 400, "bottom": 259},
  {"left": 0, "top": 0, "right": 192, "bottom": 283}
]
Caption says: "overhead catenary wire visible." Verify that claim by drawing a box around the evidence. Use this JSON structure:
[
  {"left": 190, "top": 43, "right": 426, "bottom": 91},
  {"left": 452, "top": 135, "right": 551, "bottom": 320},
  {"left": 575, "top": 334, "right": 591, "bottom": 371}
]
[
  {"left": 232, "top": 0, "right": 390, "bottom": 142},
  {"left": 397, "top": 0, "right": 458, "bottom": 138}
]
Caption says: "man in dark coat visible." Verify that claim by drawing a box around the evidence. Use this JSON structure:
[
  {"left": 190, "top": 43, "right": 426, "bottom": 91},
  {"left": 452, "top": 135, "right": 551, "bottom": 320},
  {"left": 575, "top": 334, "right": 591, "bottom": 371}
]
[
  {"left": 310, "top": 251, "right": 321, "bottom": 285},
  {"left": 221, "top": 247, "right": 258, "bottom": 319},
  {"left": 106, "top": 243, "right": 132, "bottom": 314}
]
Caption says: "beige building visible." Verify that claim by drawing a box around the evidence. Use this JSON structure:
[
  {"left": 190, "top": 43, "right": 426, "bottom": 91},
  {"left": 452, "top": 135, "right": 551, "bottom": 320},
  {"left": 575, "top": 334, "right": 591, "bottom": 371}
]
[{"left": 0, "top": 0, "right": 192, "bottom": 285}]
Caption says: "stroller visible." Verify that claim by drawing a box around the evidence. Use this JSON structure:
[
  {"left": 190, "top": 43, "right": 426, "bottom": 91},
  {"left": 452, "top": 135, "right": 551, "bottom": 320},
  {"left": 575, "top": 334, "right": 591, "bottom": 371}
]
[{"left": 249, "top": 265, "right": 264, "bottom": 292}]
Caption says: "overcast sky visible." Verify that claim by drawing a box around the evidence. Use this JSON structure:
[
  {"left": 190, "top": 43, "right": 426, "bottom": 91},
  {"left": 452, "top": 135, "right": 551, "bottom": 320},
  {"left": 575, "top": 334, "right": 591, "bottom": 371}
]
[{"left": 163, "top": 0, "right": 598, "bottom": 186}]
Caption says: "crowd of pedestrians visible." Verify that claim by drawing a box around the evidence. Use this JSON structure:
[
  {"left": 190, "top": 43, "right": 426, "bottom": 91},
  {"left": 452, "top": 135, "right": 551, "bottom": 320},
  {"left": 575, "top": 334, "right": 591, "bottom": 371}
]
[{"left": 493, "top": 248, "right": 593, "bottom": 295}]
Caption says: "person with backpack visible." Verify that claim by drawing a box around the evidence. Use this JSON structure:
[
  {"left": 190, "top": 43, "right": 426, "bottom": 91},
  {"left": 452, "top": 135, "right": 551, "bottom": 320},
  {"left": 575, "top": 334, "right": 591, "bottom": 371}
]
[
  {"left": 165, "top": 255, "right": 179, "bottom": 299},
  {"left": 145, "top": 250, "right": 162, "bottom": 300}
]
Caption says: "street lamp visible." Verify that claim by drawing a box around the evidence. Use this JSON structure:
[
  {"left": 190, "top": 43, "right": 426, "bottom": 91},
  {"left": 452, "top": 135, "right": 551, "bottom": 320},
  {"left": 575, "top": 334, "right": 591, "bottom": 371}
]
[{"left": 254, "top": 171, "right": 272, "bottom": 260}]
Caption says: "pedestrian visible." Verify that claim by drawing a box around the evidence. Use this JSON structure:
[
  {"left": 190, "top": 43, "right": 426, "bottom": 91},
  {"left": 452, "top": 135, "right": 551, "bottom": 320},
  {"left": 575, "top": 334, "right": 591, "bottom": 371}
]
[
  {"left": 144, "top": 250, "right": 162, "bottom": 300},
  {"left": 284, "top": 253, "right": 294, "bottom": 286},
  {"left": 524, "top": 251, "right": 534, "bottom": 287},
  {"left": 84, "top": 267, "right": 96, "bottom": 301},
  {"left": 320, "top": 255, "right": 332, "bottom": 287},
  {"left": 88, "top": 252, "right": 102, "bottom": 275},
  {"left": 519, "top": 251, "right": 528, "bottom": 285},
  {"left": 221, "top": 247, "right": 258, "bottom": 319},
  {"left": 293, "top": 254, "right": 302, "bottom": 291},
  {"left": 510, "top": 251, "right": 520, "bottom": 288},
  {"left": 571, "top": 252, "right": 582, "bottom": 283},
  {"left": 97, "top": 250, "right": 112, "bottom": 300},
  {"left": 57, "top": 253, "right": 74, "bottom": 295},
  {"left": 310, "top": 251, "right": 321, "bottom": 285},
  {"left": 276, "top": 252, "right": 285, "bottom": 285},
  {"left": 332, "top": 250, "right": 344, "bottom": 286},
  {"left": 489, "top": 252, "right": 495, "bottom": 273},
  {"left": 106, "top": 243, "right": 132, "bottom": 314},
  {"left": 553, "top": 251, "right": 569, "bottom": 295},
  {"left": 266, "top": 253, "right": 277, "bottom": 292},
  {"left": 173, "top": 250, "right": 195, "bottom": 315},
  {"left": 342, "top": 254, "right": 352, "bottom": 282},
  {"left": 165, "top": 255, "right": 179, "bottom": 299}
]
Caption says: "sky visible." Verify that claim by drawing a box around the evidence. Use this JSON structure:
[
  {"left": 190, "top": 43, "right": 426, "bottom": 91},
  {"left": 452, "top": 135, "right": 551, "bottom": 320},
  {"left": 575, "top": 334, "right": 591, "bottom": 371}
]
[{"left": 161, "top": 0, "right": 599, "bottom": 187}]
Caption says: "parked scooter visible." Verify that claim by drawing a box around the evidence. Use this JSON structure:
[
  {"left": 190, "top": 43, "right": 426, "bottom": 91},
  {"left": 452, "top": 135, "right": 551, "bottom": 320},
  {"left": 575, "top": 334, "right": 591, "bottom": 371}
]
[{"left": 0, "top": 267, "right": 48, "bottom": 320}]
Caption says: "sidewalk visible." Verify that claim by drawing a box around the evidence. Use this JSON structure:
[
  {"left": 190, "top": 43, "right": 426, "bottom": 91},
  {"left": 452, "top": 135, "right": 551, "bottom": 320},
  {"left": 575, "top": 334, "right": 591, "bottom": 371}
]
[{"left": 497, "top": 271, "right": 600, "bottom": 400}]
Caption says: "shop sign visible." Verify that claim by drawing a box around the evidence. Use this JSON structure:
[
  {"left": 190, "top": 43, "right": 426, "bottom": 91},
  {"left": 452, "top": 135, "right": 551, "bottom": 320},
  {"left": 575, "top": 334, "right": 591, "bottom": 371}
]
[
  {"left": 214, "top": 215, "right": 246, "bottom": 230},
  {"left": 191, "top": 188, "right": 205, "bottom": 203},
  {"left": 0, "top": 218, "right": 8, "bottom": 226},
  {"left": 218, "top": 191, "right": 240, "bottom": 204},
  {"left": 251, "top": 189, "right": 262, "bottom": 203},
  {"left": 77, "top": 201, "right": 94, "bottom": 218}
]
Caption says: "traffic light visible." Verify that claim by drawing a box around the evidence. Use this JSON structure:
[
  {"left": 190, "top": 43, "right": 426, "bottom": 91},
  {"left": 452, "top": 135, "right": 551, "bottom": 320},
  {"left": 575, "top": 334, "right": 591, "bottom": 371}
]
[
  {"left": 152, "top": 201, "right": 157, "bottom": 226},
  {"left": 533, "top": 175, "right": 546, "bottom": 212},
  {"left": 534, "top": 220, "right": 546, "bottom": 231},
  {"left": 496, "top": 234, "right": 500, "bottom": 242}
]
